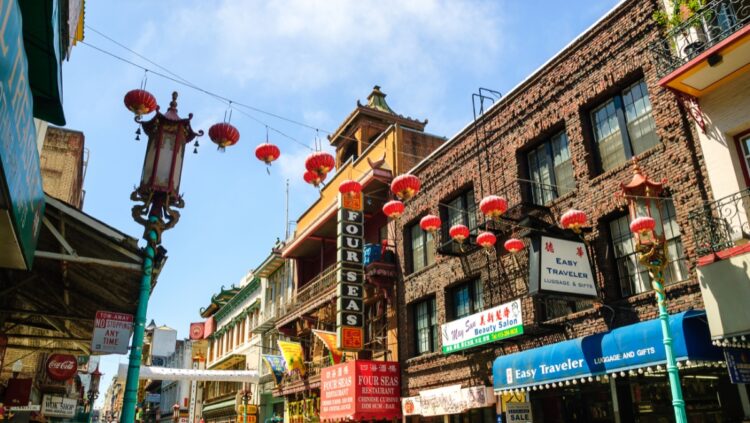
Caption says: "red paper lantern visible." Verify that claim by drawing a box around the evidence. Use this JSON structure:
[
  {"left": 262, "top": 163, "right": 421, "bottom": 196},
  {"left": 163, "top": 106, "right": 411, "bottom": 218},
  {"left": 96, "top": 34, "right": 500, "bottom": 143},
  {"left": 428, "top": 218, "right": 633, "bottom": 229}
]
[
  {"left": 477, "top": 232, "right": 496, "bottom": 250},
  {"left": 339, "top": 180, "right": 362, "bottom": 198},
  {"left": 420, "top": 214, "right": 441, "bottom": 233},
  {"left": 305, "top": 152, "right": 335, "bottom": 177},
  {"left": 504, "top": 238, "right": 525, "bottom": 254},
  {"left": 629, "top": 216, "right": 656, "bottom": 235},
  {"left": 383, "top": 200, "right": 405, "bottom": 219},
  {"left": 304, "top": 170, "right": 325, "bottom": 187},
  {"left": 391, "top": 174, "right": 421, "bottom": 201},
  {"left": 449, "top": 224, "right": 470, "bottom": 243},
  {"left": 255, "top": 143, "right": 280, "bottom": 165},
  {"left": 480, "top": 195, "right": 508, "bottom": 220},
  {"left": 208, "top": 122, "right": 240, "bottom": 150},
  {"left": 560, "top": 209, "right": 588, "bottom": 232},
  {"left": 124, "top": 89, "right": 157, "bottom": 116}
]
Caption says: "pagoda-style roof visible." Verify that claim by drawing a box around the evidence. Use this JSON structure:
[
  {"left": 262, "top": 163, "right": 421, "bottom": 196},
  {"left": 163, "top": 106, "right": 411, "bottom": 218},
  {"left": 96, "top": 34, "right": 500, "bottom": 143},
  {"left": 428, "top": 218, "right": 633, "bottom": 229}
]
[
  {"left": 199, "top": 284, "right": 241, "bottom": 318},
  {"left": 328, "top": 85, "right": 427, "bottom": 148},
  {"left": 140, "top": 91, "right": 203, "bottom": 143}
]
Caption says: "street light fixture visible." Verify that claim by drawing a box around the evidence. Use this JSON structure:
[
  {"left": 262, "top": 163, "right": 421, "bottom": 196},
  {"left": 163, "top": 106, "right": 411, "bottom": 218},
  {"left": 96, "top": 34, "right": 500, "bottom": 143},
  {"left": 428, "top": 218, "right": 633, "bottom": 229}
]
[
  {"left": 87, "top": 365, "right": 103, "bottom": 423},
  {"left": 620, "top": 159, "right": 687, "bottom": 423},
  {"left": 120, "top": 92, "right": 203, "bottom": 423}
]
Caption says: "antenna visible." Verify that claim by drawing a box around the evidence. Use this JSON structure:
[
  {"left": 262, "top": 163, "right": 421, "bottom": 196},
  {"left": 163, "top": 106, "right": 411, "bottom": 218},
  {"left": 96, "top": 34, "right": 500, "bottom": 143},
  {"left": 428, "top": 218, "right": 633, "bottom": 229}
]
[{"left": 285, "top": 179, "right": 290, "bottom": 240}]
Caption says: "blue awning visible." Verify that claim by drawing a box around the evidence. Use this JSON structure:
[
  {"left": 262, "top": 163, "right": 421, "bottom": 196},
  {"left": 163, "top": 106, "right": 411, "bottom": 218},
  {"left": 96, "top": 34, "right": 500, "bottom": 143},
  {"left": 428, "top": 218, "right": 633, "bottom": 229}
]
[{"left": 492, "top": 310, "right": 721, "bottom": 390}]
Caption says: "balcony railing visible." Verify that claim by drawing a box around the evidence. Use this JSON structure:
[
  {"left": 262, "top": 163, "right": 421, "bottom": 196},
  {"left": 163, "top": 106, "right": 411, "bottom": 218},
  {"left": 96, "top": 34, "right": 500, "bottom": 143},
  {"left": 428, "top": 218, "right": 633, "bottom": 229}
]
[
  {"left": 650, "top": 0, "right": 750, "bottom": 77},
  {"left": 284, "top": 263, "right": 338, "bottom": 316},
  {"left": 689, "top": 188, "right": 750, "bottom": 256}
]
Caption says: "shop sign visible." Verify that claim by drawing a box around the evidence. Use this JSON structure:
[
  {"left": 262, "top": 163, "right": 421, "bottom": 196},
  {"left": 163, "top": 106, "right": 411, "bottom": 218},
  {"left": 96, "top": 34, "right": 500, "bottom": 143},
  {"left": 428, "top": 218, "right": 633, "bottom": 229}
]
[
  {"left": 412, "top": 386, "right": 495, "bottom": 417},
  {"left": 529, "top": 236, "right": 597, "bottom": 298},
  {"left": 287, "top": 395, "right": 318, "bottom": 423},
  {"left": 9, "top": 405, "right": 41, "bottom": 412},
  {"left": 336, "top": 192, "right": 365, "bottom": 351},
  {"left": 724, "top": 348, "right": 750, "bottom": 384},
  {"left": 145, "top": 393, "right": 161, "bottom": 403},
  {"left": 441, "top": 299, "right": 523, "bottom": 354},
  {"left": 401, "top": 396, "right": 421, "bottom": 416},
  {"left": 320, "top": 360, "right": 401, "bottom": 421},
  {"left": 505, "top": 402, "right": 532, "bottom": 422},
  {"left": 46, "top": 354, "right": 77, "bottom": 381},
  {"left": 41, "top": 395, "right": 76, "bottom": 418},
  {"left": 91, "top": 311, "right": 133, "bottom": 354},
  {"left": 0, "top": 0, "right": 44, "bottom": 270}
]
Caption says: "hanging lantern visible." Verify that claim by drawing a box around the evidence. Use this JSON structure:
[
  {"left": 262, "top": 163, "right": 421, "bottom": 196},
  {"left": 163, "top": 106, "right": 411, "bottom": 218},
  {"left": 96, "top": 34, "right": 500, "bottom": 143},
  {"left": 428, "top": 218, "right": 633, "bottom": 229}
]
[
  {"left": 420, "top": 214, "right": 441, "bottom": 233},
  {"left": 338, "top": 180, "right": 362, "bottom": 198},
  {"left": 391, "top": 174, "right": 421, "bottom": 201},
  {"left": 304, "top": 170, "right": 324, "bottom": 187},
  {"left": 629, "top": 216, "right": 657, "bottom": 244},
  {"left": 208, "top": 122, "right": 240, "bottom": 151},
  {"left": 255, "top": 143, "right": 280, "bottom": 165},
  {"left": 560, "top": 209, "right": 588, "bottom": 233},
  {"left": 382, "top": 200, "right": 405, "bottom": 219},
  {"left": 504, "top": 238, "right": 525, "bottom": 254},
  {"left": 124, "top": 89, "right": 157, "bottom": 116},
  {"left": 305, "top": 151, "right": 335, "bottom": 177},
  {"left": 480, "top": 195, "right": 508, "bottom": 220},
  {"left": 449, "top": 224, "right": 470, "bottom": 244},
  {"left": 477, "top": 232, "right": 496, "bottom": 250}
]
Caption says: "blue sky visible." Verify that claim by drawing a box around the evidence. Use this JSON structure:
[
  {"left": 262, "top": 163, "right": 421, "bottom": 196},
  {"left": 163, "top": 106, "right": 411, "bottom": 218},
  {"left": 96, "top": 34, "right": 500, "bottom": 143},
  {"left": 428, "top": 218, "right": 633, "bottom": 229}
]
[{"left": 62, "top": 0, "right": 621, "bottom": 404}]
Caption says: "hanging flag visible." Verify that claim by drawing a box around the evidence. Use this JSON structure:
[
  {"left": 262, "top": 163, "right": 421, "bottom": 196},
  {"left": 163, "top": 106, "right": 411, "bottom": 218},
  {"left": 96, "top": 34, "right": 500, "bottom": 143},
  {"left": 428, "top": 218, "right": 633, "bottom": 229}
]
[
  {"left": 277, "top": 340, "right": 306, "bottom": 377},
  {"left": 312, "top": 330, "right": 343, "bottom": 364},
  {"left": 262, "top": 355, "right": 286, "bottom": 386}
]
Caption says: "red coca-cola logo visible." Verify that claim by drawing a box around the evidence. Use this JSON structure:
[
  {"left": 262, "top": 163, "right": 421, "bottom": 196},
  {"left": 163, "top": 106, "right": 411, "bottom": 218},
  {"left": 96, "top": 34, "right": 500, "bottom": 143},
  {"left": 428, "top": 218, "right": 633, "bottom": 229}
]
[{"left": 46, "top": 354, "right": 77, "bottom": 381}]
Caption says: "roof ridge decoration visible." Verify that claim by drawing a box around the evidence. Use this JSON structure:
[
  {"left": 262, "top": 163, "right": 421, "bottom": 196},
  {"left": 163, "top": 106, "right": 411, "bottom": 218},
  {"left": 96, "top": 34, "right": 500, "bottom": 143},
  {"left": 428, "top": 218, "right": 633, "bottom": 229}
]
[{"left": 213, "top": 278, "right": 261, "bottom": 323}]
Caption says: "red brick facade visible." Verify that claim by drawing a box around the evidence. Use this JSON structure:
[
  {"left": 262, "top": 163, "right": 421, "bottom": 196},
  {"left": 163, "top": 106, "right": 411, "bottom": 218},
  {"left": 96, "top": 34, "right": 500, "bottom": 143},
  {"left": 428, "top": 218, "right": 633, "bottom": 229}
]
[{"left": 394, "top": 0, "right": 713, "bottom": 396}]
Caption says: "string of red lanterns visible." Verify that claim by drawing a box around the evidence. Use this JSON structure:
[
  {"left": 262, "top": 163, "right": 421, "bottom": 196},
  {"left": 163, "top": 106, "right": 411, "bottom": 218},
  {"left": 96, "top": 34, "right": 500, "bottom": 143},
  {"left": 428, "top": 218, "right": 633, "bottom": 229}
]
[{"left": 449, "top": 224, "right": 470, "bottom": 244}]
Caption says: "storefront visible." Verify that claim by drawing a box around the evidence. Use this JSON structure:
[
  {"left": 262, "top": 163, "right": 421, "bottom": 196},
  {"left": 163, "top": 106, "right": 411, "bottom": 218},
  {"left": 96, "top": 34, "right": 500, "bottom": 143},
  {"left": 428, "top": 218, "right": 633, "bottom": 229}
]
[
  {"left": 401, "top": 385, "right": 496, "bottom": 423},
  {"left": 492, "top": 310, "right": 748, "bottom": 422}
]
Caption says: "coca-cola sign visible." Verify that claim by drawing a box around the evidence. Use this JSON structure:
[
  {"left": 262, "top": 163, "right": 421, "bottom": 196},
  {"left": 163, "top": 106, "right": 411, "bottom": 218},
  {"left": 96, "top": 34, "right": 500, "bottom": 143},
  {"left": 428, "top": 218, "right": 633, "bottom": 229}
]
[{"left": 46, "top": 354, "right": 77, "bottom": 381}]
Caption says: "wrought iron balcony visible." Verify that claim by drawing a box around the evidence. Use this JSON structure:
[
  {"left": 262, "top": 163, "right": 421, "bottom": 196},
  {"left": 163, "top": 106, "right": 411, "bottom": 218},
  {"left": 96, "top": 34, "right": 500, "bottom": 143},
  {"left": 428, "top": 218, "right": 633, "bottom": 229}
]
[
  {"left": 650, "top": 0, "right": 750, "bottom": 78},
  {"left": 275, "top": 263, "right": 338, "bottom": 328},
  {"left": 689, "top": 188, "right": 750, "bottom": 256}
]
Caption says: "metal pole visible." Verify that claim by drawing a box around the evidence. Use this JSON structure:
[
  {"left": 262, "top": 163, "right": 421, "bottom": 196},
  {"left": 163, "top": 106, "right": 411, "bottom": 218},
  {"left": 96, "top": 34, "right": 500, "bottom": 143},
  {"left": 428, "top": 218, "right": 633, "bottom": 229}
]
[{"left": 121, "top": 216, "right": 159, "bottom": 423}]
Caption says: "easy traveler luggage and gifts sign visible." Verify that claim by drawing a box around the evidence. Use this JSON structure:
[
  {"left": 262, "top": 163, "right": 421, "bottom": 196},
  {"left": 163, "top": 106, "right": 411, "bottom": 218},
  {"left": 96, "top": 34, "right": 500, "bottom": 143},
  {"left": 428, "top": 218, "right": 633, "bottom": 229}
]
[
  {"left": 92, "top": 311, "right": 133, "bottom": 354},
  {"left": 528, "top": 236, "right": 597, "bottom": 298},
  {"left": 441, "top": 299, "right": 523, "bottom": 354},
  {"left": 336, "top": 192, "right": 365, "bottom": 351}
]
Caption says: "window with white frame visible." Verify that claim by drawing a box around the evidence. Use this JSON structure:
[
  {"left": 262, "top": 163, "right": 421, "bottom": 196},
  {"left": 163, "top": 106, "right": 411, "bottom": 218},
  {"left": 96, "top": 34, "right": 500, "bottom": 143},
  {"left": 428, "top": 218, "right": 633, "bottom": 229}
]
[{"left": 527, "top": 131, "right": 574, "bottom": 205}]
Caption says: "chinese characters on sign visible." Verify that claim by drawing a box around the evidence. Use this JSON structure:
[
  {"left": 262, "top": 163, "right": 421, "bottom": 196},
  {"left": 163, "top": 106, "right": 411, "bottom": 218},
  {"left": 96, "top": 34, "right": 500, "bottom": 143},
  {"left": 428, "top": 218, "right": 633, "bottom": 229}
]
[
  {"left": 529, "top": 236, "right": 597, "bottom": 297},
  {"left": 336, "top": 192, "right": 365, "bottom": 351},
  {"left": 91, "top": 311, "right": 134, "bottom": 354},
  {"left": 320, "top": 360, "right": 401, "bottom": 421},
  {"left": 441, "top": 299, "right": 523, "bottom": 354}
]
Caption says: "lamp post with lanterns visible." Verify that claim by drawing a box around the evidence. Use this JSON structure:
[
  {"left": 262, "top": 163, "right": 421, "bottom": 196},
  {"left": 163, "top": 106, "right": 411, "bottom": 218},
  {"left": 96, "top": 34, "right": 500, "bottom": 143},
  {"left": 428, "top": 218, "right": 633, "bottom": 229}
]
[
  {"left": 620, "top": 159, "right": 687, "bottom": 423},
  {"left": 87, "top": 365, "right": 103, "bottom": 422},
  {"left": 120, "top": 91, "right": 203, "bottom": 423}
]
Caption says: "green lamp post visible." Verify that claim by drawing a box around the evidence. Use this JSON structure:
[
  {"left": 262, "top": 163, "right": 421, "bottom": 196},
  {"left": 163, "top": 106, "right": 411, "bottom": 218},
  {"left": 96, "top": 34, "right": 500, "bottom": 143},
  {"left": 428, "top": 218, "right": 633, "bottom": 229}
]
[
  {"left": 120, "top": 91, "right": 203, "bottom": 423},
  {"left": 620, "top": 159, "right": 687, "bottom": 423}
]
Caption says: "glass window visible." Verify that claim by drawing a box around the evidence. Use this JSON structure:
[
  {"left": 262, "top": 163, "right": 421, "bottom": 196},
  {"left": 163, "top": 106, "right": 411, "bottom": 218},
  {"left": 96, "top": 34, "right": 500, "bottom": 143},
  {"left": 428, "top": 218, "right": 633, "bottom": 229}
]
[
  {"left": 527, "top": 131, "right": 574, "bottom": 205},
  {"left": 592, "top": 80, "right": 658, "bottom": 171},
  {"left": 409, "top": 221, "right": 435, "bottom": 273},
  {"left": 446, "top": 190, "right": 477, "bottom": 230},
  {"left": 414, "top": 297, "right": 437, "bottom": 355},
  {"left": 450, "top": 279, "right": 484, "bottom": 320},
  {"left": 609, "top": 200, "right": 689, "bottom": 297}
]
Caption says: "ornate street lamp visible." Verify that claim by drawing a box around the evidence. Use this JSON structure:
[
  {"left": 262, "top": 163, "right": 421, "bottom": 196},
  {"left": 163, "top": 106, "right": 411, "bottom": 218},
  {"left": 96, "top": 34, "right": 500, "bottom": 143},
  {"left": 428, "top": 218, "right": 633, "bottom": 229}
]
[
  {"left": 87, "top": 365, "right": 103, "bottom": 422},
  {"left": 121, "top": 92, "right": 203, "bottom": 423},
  {"left": 620, "top": 160, "right": 687, "bottom": 423}
]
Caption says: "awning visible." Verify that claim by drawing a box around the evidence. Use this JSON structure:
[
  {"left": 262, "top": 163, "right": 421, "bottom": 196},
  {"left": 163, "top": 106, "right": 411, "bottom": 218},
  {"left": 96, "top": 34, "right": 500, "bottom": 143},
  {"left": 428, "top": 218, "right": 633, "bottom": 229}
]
[
  {"left": 116, "top": 364, "right": 259, "bottom": 382},
  {"left": 202, "top": 398, "right": 236, "bottom": 414},
  {"left": 492, "top": 310, "right": 721, "bottom": 391}
]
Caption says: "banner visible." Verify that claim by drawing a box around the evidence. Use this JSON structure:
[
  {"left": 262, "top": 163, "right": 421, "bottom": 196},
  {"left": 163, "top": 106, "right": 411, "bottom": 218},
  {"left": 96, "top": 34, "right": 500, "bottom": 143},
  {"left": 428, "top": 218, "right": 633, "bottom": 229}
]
[
  {"left": 261, "top": 355, "right": 286, "bottom": 386},
  {"left": 312, "top": 330, "right": 343, "bottom": 364},
  {"left": 277, "top": 340, "right": 305, "bottom": 376},
  {"left": 441, "top": 299, "right": 523, "bottom": 354}
]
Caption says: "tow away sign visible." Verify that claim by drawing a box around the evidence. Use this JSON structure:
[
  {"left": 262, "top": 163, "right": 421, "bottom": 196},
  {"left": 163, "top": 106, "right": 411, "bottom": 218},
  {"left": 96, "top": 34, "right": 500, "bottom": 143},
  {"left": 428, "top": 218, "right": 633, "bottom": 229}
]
[{"left": 92, "top": 311, "right": 133, "bottom": 354}]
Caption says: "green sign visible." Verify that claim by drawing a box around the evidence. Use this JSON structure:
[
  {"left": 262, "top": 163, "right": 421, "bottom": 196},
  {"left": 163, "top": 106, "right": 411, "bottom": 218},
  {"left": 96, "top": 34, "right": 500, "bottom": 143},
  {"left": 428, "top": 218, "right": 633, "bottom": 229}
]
[
  {"left": 441, "top": 299, "right": 524, "bottom": 354},
  {"left": 0, "top": 0, "right": 44, "bottom": 269}
]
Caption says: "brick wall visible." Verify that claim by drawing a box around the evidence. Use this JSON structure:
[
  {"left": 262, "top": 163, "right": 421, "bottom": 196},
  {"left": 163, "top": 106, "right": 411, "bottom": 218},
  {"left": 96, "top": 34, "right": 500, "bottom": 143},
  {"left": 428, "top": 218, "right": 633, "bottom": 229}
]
[
  {"left": 393, "top": 0, "right": 713, "bottom": 396},
  {"left": 40, "top": 127, "right": 85, "bottom": 208}
]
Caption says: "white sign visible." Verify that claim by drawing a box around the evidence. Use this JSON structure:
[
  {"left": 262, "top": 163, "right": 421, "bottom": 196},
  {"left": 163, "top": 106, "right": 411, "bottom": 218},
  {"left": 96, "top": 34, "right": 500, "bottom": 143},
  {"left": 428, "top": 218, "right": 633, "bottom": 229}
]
[
  {"left": 441, "top": 299, "right": 523, "bottom": 354},
  {"left": 506, "top": 402, "right": 532, "bottom": 422},
  {"left": 415, "top": 385, "right": 494, "bottom": 416},
  {"left": 92, "top": 311, "right": 133, "bottom": 354},
  {"left": 42, "top": 395, "right": 77, "bottom": 418},
  {"left": 9, "top": 405, "right": 41, "bottom": 412},
  {"left": 539, "top": 236, "right": 597, "bottom": 296}
]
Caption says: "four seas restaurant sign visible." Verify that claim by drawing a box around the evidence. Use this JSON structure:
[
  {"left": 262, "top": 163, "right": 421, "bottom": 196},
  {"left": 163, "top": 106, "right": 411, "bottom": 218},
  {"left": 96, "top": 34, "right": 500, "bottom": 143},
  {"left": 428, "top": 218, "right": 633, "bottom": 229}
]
[
  {"left": 320, "top": 360, "right": 401, "bottom": 421},
  {"left": 528, "top": 235, "right": 597, "bottom": 298},
  {"left": 441, "top": 299, "right": 523, "bottom": 354}
]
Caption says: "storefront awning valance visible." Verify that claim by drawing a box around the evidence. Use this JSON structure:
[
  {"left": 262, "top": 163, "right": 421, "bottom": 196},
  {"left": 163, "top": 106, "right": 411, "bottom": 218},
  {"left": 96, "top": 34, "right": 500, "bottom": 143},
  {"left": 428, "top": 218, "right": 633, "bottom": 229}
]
[{"left": 492, "top": 310, "right": 721, "bottom": 391}]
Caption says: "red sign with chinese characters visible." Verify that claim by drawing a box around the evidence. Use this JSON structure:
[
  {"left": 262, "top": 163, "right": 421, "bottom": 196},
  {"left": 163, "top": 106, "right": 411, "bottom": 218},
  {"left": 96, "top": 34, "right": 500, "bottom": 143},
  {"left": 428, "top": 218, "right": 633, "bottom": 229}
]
[
  {"left": 46, "top": 354, "right": 77, "bottom": 381},
  {"left": 320, "top": 360, "right": 401, "bottom": 421}
]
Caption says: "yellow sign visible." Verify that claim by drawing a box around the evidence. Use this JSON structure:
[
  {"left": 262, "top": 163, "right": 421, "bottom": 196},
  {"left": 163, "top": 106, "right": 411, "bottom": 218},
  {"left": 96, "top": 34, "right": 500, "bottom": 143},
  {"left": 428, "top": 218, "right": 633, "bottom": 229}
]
[{"left": 278, "top": 340, "right": 306, "bottom": 376}]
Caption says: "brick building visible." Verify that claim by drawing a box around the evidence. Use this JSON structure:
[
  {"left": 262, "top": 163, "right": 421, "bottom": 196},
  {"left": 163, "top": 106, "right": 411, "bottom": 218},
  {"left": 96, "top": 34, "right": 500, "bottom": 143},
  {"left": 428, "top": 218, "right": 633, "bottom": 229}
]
[
  {"left": 394, "top": 0, "right": 748, "bottom": 421},
  {"left": 40, "top": 126, "right": 87, "bottom": 209}
]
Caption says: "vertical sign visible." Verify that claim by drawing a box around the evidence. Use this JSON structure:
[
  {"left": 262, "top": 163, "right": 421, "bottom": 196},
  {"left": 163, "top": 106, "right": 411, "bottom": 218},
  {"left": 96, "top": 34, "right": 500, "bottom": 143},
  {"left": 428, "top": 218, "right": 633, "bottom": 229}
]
[
  {"left": 336, "top": 192, "right": 365, "bottom": 351},
  {"left": 188, "top": 360, "right": 198, "bottom": 423}
]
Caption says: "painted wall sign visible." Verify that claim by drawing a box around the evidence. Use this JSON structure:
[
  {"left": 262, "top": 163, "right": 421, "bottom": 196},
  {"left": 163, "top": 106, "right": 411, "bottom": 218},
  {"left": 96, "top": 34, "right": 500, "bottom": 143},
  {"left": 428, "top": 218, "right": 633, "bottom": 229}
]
[
  {"left": 0, "top": 0, "right": 44, "bottom": 269},
  {"left": 336, "top": 192, "right": 365, "bottom": 351},
  {"left": 46, "top": 354, "right": 77, "bottom": 381},
  {"left": 91, "top": 311, "right": 134, "bottom": 354},
  {"left": 41, "top": 395, "right": 77, "bottom": 418},
  {"left": 320, "top": 360, "right": 401, "bottom": 421},
  {"left": 441, "top": 299, "right": 523, "bottom": 354},
  {"left": 528, "top": 236, "right": 597, "bottom": 298}
]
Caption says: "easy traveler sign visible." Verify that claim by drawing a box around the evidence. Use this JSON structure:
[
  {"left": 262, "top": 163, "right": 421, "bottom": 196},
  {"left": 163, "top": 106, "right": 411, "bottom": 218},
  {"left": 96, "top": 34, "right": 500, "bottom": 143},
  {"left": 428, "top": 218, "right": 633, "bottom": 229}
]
[
  {"left": 529, "top": 235, "right": 597, "bottom": 298},
  {"left": 336, "top": 192, "right": 365, "bottom": 351},
  {"left": 441, "top": 299, "right": 523, "bottom": 354},
  {"left": 0, "top": 0, "right": 44, "bottom": 270},
  {"left": 92, "top": 311, "right": 134, "bottom": 354}
]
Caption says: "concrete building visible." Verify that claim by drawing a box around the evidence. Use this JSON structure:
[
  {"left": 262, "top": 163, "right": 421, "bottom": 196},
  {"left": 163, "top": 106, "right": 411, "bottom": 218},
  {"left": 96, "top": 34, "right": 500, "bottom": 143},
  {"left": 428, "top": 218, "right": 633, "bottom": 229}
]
[{"left": 159, "top": 340, "right": 195, "bottom": 422}]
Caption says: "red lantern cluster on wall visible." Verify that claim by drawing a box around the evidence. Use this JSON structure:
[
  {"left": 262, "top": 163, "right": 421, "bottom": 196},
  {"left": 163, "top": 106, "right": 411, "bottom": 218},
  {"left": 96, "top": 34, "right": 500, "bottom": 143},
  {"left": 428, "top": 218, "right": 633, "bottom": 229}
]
[
  {"left": 208, "top": 122, "right": 240, "bottom": 151},
  {"left": 477, "top": 232, "right": 496, "bottom": 250},
  {"left": 449, "top": 224, "right": 470, "bottom": 243},
  {"left": 255, "top": 143, "right": 280, "bottom": 165},
  {"left": 560, "top": 209, "right": 588, "bottom": 233},
  {"left": 305, "top": 152, "right": 336, "bottom": 178},
  {"left": 383, "top": 200, "right": 405, "bottom": 219},
  {"left": 504, "top": 238, "right": 525, "bottom": 254},
  {"left": 338, "top": 180, "right": 362, "bottom": 198},
  {"left": 391, "top": 174, "right": 421, "bottom": 201},
  {"left": 420, "top": 214, "right": 441, "bottom": 233},
  {"left": 480, "top": 195, "right": 508, "bottom": 220},
  {"left": 124, "top": 89, "right": 158, "bottom": 116}
]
